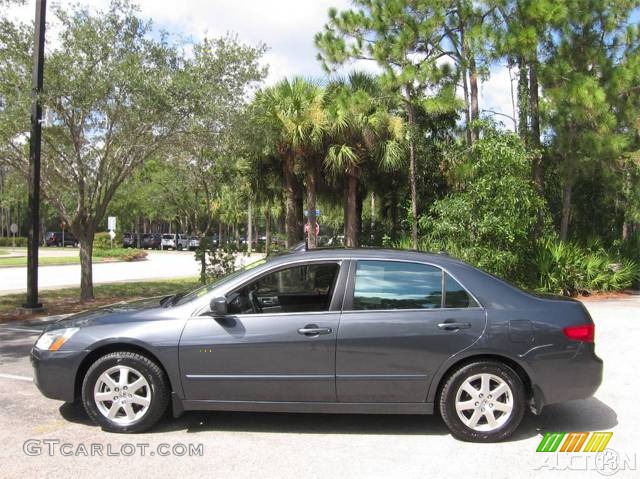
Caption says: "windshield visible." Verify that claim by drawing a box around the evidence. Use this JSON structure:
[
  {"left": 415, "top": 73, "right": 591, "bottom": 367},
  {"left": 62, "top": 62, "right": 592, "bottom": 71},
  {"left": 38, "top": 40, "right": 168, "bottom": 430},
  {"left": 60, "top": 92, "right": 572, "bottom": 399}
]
[{"left": 174, "top": 258, "right": 268, "bottom": 306}]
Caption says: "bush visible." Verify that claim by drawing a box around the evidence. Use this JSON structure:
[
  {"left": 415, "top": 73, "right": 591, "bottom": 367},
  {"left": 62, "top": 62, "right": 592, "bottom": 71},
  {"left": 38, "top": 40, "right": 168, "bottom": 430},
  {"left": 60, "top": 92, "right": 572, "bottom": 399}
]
[
  {"left": 535, "top": 238, "right": 640, "bottom": 295},
  {"left": 195, "top": 239, "right": 238, "bottom": 284},
  {"left": 93, "top": 231, "right": 123, "bottom": 249},
  {"left": 0, "top": 236, "right": 28, "bottom": 247},
  {"left": 93, "top": 248, "right": 147, "bottom": 261},
  {"left": 420, "top": 130, "right": 550, "bottom": 284}
]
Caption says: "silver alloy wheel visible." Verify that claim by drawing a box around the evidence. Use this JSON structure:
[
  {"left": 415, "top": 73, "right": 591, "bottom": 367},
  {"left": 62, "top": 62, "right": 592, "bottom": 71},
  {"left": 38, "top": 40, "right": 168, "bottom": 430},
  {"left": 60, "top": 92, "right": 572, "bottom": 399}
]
[
  {"left": 455, "top": 373, "right": 513, "bottom": 432},
  {"left": 93, "top": 365, "right": 151, "bottom": 425}
]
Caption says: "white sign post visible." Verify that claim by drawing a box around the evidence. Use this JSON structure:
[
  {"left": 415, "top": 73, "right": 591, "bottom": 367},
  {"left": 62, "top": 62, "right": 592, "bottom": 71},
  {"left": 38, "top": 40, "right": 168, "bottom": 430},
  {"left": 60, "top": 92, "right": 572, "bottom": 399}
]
[
  {"left": 10, "top": 223, "right": 18, "bottom": 250},
  {"left": 107, "top": 216, "right": 116, "bottom": 249}
]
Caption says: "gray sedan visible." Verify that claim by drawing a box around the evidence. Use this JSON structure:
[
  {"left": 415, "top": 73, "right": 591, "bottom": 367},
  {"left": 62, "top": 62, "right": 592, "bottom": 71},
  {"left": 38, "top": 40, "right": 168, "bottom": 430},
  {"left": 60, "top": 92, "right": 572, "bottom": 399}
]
[{"left": 31, "top": 248, "right": 602, "bottom": 442}]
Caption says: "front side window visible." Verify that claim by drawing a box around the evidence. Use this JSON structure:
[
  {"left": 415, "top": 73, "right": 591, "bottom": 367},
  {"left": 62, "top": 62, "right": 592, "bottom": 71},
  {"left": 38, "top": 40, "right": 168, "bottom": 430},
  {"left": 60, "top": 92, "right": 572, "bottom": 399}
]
[
  {"left": 353, "top": 261, "right": 443, "bottom": 310},
  {"left": 227, "top": 262, "right": 340, "bottom": 314}
]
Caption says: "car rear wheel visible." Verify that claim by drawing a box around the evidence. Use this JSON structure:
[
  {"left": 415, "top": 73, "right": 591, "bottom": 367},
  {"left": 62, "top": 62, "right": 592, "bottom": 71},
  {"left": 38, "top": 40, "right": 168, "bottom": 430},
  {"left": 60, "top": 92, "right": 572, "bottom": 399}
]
[
  {"left": 81, "top": 351, "right": 169, "bottom": 433},
  {"left": 439, "top": 360, "right": 526, "bottom": 442}
]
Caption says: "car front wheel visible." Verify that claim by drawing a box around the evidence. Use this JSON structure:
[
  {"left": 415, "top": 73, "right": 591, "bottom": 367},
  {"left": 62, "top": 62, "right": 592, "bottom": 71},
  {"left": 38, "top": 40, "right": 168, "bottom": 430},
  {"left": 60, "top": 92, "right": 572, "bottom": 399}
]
[
  {"left": 81, "top": 351, "right": 169, "bottom": 433},
  {"left": 439, "top": 360, "right": 526, "bottom": 442}
]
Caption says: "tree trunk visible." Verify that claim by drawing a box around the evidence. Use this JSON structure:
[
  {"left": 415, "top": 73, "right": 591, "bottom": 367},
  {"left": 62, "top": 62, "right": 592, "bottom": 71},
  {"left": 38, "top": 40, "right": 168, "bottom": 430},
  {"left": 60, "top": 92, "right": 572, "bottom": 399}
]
[
  {"left": 560, "top": 181, "right": 573, "bottom": 241},
  {"left": 529, "top": 57, "right": 544, "bottom": 195},
  {"left": 343, "top": 176, "right": 349, "bottom": 240},
  {"left": 370, "top": 192, "right": 375, "bottom": 241},
  {"left": 283, "top": 156, "right": 302, "bottom": 248},
  {"left": 218, "top": 221, "right": 222, "bottom": 248},
  {"left": 265, "top": 209, "right": 271, "bottom": 255},
  {"left": 469, "top": 55, "right": 480, "bottom": 143},
  {"left": 517, "top": 57, "right": 529, "bottom": 144},
  {"left": 458, "top": 16, "right": 472, "bottom": 145},
  {"left": 78, "top": 232, "right": 95, "bottom": 300},
  {"left": 345, "top": 174, "right": 358, "bottom": 247},
  {"left": 356, "top": 184, "right": 364, "bottom": 245},
  {"left": 406, "top": 99, "right": 419, "bottom": 249},
  {"left": 247, "top": 201, "right": 253, "bottom": 254},
  {"left": 305, "top": 164, "right": 318, "bottom": 249}
]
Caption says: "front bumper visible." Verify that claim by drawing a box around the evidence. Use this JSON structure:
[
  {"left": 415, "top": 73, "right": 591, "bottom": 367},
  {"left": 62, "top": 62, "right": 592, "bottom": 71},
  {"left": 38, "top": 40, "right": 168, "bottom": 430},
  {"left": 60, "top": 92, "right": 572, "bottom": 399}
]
[{"left": 30, "top": 347, "right": 85, "bottom": 402}]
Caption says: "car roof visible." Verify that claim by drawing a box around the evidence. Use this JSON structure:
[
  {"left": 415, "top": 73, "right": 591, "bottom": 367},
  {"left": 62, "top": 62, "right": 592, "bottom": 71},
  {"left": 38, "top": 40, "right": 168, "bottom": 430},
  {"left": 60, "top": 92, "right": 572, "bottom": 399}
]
[{"left": 268, "top": 247, "right": 466, "bottom": 267}]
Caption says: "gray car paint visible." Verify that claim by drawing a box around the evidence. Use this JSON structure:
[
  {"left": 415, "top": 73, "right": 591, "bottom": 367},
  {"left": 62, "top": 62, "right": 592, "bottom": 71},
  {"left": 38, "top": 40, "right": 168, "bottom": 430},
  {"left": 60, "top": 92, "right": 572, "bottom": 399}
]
[{"left": 31, "top": 248, "right": 603, "bottom": 417}]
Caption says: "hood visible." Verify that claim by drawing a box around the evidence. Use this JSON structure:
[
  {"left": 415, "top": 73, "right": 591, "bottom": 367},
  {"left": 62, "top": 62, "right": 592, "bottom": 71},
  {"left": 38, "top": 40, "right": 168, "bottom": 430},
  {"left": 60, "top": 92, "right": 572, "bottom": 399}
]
[{"left": 49, "top": 296, "right": 167, "bottom": 331}]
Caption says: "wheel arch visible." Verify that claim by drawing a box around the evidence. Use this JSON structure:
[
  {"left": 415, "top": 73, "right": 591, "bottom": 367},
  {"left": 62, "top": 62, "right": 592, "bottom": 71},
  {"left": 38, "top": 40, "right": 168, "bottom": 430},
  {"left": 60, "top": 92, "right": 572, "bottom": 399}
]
[
  {"left": 429, "top": 353, "right": 535, "bottom": 410},
  {"left": 74, "top": 342, "right": 173, "bottom": 401}
]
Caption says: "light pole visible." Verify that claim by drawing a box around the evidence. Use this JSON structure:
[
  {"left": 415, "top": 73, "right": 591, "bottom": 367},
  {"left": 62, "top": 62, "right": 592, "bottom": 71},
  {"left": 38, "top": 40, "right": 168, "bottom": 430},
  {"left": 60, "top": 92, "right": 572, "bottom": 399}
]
[{"left": 23, "top": 0, "right": 46, "bottom": 310}]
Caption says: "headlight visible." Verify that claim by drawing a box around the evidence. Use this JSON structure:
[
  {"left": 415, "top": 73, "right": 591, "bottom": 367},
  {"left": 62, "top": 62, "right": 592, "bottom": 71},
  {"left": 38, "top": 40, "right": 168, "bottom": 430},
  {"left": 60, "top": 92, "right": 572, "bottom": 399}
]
[{"left": 35, "top": 328, "right": 79, "bottom": 351}]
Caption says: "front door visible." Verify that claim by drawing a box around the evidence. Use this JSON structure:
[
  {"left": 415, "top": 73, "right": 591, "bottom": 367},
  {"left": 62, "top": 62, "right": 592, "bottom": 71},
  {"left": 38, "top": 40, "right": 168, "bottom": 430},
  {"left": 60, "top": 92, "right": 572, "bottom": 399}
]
[
  {"left": 179, "top": 260, "right": 345, "bottom": 402},
  {"left": 336, "top": 260, "right": 486, "bottom": 403}
]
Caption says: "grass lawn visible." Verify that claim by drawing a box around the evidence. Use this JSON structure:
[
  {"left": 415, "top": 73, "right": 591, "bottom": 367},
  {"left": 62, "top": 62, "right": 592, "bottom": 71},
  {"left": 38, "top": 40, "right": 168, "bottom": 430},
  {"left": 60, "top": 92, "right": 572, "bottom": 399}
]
[
  {"left": 0, "top": 256, "right": 114, "bottom": 267},
  {"left": 0, "top": 249, "right": 8, "bottom": 256},
  {"left": 0, "top": 277, "right": 201, "bottom": 322}
]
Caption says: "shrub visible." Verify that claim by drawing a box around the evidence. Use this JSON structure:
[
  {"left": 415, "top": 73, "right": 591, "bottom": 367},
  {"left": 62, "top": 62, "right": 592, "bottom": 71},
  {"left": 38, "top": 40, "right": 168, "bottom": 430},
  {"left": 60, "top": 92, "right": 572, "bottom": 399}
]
[
  {"left": 93, "top": 231, "right": 123, "bottom": 249},
  {"left": 195, "top": 239, "right": 238, "bottom": 284},
  {"left": 0, "top": 236, "right": 28, "bottom": 247},
  {"left": 535, "top": 238, "right": 640, "bottom": 295},
  {"left": 420, "top": 130, "right": 550, "bottom": 284},
  {"left": 93, "top": 248, "right": 147, "bottom": 261}
]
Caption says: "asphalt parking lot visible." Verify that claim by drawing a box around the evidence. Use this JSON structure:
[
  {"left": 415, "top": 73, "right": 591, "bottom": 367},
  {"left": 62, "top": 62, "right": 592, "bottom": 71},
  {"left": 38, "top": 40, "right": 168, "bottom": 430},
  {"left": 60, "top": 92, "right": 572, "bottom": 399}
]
[{"left": 0, "top": 298, "right": 638, "bottom": 479}]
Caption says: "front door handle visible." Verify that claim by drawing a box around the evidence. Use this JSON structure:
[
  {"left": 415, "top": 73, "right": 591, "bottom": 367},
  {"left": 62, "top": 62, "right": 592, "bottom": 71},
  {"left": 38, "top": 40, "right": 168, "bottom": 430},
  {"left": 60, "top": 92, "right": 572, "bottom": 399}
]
[
  {"left": 298, "top": 327, "right": 333, "bottom": 336},
  {"left": 437, "top": 321, "right": 472, "bottom": 331}
]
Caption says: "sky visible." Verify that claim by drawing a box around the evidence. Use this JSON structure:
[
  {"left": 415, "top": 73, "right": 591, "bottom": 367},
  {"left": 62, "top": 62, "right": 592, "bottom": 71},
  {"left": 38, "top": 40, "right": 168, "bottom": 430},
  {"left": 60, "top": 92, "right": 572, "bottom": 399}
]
[{"left": 8, "top": 0, "right": 517, "bottom": 129}]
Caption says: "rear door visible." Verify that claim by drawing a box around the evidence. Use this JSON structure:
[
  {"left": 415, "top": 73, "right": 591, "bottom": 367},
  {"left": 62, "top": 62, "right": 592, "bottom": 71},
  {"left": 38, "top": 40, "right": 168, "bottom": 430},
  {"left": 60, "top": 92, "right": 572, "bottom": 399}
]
[{"left": 336, "top": 259, "right": 486, "bottom": 403}]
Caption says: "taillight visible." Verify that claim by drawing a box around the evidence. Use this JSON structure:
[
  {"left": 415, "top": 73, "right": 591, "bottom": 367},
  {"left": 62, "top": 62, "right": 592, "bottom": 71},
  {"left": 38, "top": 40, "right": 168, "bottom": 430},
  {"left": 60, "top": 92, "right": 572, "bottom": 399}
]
[{"left": 563, "top": 324, "right": 595, "bottom": 343}]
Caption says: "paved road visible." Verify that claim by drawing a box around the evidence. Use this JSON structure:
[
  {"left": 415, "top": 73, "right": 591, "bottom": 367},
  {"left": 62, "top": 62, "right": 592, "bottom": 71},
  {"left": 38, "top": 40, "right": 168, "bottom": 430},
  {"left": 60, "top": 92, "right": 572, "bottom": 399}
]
[
  {"left": 0, "top": 299, "right": 638, "bottom": 478},
  {"left": 0, "top": 251, "right": 264, "bottom": 295}
]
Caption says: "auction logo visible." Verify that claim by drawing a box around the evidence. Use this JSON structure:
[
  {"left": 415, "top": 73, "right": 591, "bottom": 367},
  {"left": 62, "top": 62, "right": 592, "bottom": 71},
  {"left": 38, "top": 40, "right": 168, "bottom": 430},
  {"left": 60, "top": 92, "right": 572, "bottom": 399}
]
[
  {"left": 534, "top": 432, "right": 637, "bottom": 476},
  {"left": 536, "top": 431, "right": 613, "bottom": 453}
]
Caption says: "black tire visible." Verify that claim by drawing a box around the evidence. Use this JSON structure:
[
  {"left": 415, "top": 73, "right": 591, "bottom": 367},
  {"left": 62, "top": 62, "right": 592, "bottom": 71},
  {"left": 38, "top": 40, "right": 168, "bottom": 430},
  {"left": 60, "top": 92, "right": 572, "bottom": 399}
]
[
  {"left": 439, "top": 360, "right": 526, "bottom": 442},
  {"left": 177, "top": 244, "right": 183, "bottom": 251},
  {"left": 81, "top": 351, "right": 170, "bottom": 433}
]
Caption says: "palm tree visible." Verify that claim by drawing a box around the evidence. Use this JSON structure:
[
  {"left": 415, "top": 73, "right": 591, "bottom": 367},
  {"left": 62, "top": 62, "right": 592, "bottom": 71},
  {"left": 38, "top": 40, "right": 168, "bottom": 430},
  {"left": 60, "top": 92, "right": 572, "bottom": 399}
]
[
  {"left": 325, "top": 73, "right": 405, "bottom": 247},
  {"left": 257, "top": 78, "right": 326, "bottom": 248}
]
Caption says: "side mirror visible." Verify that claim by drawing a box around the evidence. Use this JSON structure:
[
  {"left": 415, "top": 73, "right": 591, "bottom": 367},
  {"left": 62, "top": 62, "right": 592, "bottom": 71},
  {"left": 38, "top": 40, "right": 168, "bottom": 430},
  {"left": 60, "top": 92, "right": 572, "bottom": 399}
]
[{"left": 210, "top": 296, "right": 227, "bottom": 318}]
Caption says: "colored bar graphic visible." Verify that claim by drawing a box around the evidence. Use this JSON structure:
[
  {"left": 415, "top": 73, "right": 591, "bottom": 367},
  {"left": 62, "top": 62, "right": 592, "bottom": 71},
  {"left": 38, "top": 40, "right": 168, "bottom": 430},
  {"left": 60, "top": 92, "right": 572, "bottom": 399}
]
[
  {"left": 560, "top": 432, "right": 589, "bottom": 452},
  {"left": 583, "top": 432, "right": 613, "bottom": 452},
  {"left": 536, "top": 432, "right": 613, "bottom": 452},
  {"left": 537, "top": 432, "right": 566, "bottom": 452}
]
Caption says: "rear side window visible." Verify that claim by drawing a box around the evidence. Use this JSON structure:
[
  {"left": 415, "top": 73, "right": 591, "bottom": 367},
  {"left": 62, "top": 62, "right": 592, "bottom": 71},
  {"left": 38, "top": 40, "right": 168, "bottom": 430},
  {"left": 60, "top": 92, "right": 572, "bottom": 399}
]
[
  {"left": 444, "top": 273, "right": 478, "bottom": 308},
  {"left": 353, "top": 261, "right": 442, "bottom": 310}
]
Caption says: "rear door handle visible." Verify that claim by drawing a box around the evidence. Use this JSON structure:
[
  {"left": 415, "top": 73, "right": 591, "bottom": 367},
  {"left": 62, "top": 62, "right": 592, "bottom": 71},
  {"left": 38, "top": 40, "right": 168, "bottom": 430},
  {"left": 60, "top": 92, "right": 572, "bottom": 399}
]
[
  {"left": 298, "top": 327, "right": 333, "bottom": 336},
  {"left": 437, "top": 322, "right": 472, "bottom": 331}
]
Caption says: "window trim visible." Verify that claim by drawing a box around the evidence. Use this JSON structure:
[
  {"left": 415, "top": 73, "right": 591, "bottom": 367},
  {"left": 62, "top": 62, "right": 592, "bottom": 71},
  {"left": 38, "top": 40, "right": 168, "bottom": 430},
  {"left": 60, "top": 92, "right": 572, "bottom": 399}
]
[
  {"left": 343, "top": 259, "right": 483, "bottom": 312},
  {"left": 205, "top": 259, "right": 347, "bottom": 317}
]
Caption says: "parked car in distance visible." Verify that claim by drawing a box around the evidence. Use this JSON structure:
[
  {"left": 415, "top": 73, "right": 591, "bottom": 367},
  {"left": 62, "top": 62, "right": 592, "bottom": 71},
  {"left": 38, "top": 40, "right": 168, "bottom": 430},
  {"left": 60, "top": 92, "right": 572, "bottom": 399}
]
[
  {"left": 31, "top": 248, "right": 602, "bottom": 441},
  {"left": 176, "top": 234, "right": 190, "bottom": 251},
  {"left": 141, "top": 233, "right": 161, "bottom": 250},
  {"left": 161, "top": 234, "right": 177, "bottom": 250},
  {"left": 122, "top": 233, "right": 139, "bottom": 248},
  {"left": 45, "top": 231, "right": 78, "bottom": 247},
  {"left": 188, "top": 236, "right": 200, "bottom": 251}
]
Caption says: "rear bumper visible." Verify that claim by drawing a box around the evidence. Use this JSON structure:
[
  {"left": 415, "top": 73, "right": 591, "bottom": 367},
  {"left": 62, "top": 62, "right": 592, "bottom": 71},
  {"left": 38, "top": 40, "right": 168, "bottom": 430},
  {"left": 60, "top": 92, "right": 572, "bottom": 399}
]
[
  {"left": 533, "top": 343, "right": 603, "bottom": 409},
  {"left": 30, "top": 347, "right": 84, "bottom": 403}
]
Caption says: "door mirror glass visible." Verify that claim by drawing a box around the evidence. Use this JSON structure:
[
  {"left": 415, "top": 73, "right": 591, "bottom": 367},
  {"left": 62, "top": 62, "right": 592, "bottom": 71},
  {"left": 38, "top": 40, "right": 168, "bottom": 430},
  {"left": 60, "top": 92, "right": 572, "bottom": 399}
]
[{"left": 210, "top": 297, "right": 228, "bottom": 317}]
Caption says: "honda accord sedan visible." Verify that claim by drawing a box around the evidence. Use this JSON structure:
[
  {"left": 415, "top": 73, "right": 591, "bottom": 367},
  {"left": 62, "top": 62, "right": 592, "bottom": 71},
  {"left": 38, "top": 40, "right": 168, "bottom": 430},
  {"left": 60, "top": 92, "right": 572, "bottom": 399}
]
[{"left": 31, "top": 248, "right": 602, "bottom": 442}]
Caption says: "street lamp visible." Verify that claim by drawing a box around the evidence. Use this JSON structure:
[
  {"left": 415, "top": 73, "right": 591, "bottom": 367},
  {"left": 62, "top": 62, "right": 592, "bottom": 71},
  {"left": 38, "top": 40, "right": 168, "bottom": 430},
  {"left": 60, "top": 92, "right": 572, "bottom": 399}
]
[{"left": 23, "top": 0, "right": 46, "bottom": 310}]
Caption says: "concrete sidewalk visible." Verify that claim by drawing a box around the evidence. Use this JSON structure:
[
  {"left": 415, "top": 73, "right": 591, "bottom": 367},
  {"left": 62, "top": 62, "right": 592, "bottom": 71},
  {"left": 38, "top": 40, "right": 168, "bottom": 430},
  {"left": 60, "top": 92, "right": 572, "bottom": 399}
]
[{"left": 0, "top": 251, "right": 264, "bottom": 295}]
